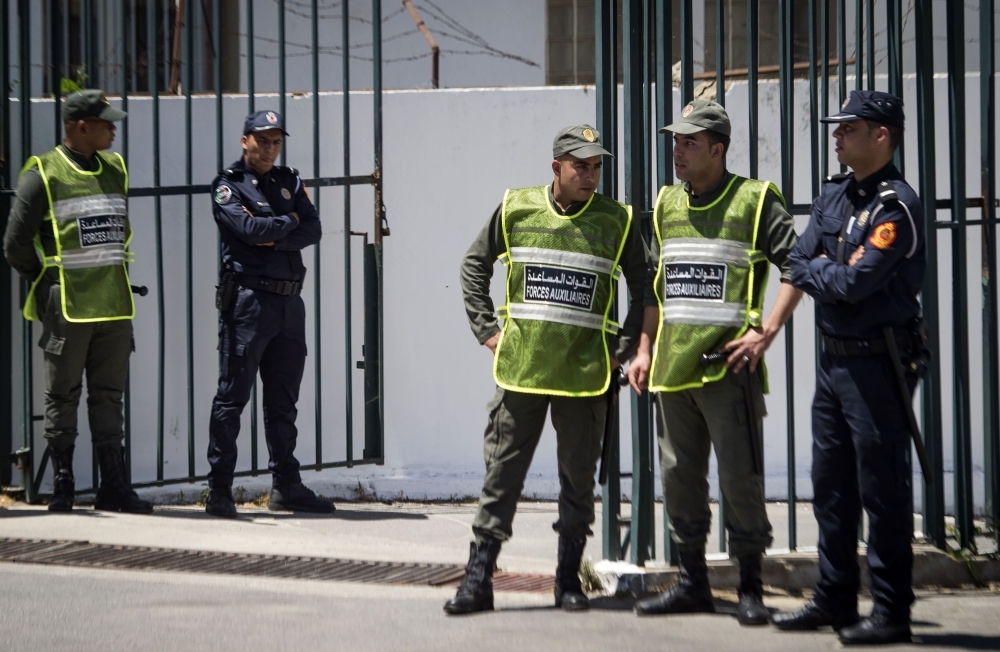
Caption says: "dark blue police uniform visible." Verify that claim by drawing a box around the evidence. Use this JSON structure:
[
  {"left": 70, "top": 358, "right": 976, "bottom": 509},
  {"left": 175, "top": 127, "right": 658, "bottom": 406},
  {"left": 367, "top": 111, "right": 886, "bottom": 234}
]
[
  {"left": 789, "top": 92, "right": 925, "bottom": 628},
  {"left": 207, "top": 112, "right": 321, "bottom": 492}
]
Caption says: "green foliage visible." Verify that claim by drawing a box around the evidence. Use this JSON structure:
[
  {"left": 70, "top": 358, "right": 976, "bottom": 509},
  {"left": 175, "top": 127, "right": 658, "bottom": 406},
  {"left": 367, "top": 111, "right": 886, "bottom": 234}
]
[
  {"left": 578, "top": 558, "right": 604, "bottom": 594},
  {"left": 233, "top": 486, "right": 247, "bottom": 503},
  {"left": 196, "top": 488, "right": 210, "bottom": 507},
  {"left": 60, "top": 78, "right": 81, "bottom": 95}
]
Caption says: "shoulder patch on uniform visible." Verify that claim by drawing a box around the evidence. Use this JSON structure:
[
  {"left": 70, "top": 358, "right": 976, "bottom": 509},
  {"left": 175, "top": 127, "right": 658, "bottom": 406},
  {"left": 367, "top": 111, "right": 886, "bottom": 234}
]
[
  {"left": 214, "top": 185, "right": 233, "bottom": 204},
  {"left": 869, "top": 221, "right": 897, "bottom": 250}
]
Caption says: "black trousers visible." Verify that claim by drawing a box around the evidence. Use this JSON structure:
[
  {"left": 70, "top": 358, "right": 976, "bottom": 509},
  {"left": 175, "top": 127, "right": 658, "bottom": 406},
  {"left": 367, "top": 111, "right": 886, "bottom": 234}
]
[
  {"left": 207, "top": 287, "right": 307, "bottom": 488},
  {"left": 811, "top": 351, "right": 916, "bottom": 622}
]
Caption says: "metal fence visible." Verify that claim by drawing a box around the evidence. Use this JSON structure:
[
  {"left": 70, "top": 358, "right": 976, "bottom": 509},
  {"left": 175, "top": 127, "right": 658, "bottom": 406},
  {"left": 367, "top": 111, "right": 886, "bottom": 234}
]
[
  {"left": 598, "top": 0, "right": 1000, "bottom": 563},
  {"left": 0, "top": 0, "right": 388, "bottom": 501}
]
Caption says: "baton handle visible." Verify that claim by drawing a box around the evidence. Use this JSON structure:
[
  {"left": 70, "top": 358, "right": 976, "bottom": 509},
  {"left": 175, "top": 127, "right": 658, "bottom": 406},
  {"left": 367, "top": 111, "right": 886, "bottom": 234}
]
[
  {"left": 130, "top": 285, "right": 148, "bottom": 297},
  {"left": 700, "top": 351, "right": 729, "bottom": 367}
]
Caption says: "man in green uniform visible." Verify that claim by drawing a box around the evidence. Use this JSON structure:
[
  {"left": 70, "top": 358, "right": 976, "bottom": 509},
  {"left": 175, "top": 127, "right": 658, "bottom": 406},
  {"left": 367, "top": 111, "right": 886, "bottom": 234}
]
[
  {"left": 627, "top": 100, "right": 800, "bottom": 624},
  {"left": 447, "top": 125, "right": 648, "bottom": 615},
  {"left": 3, "top": 89, "right": 152, "bottom": 514}
]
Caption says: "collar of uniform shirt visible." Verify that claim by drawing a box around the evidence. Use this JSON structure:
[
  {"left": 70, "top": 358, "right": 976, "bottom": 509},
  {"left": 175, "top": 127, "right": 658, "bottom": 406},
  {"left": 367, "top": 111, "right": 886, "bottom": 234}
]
[
  {"left": 59, "top": 143, "right": 100, "bottom": 172},
  {"left": 683, "top": 169, "right": 732, "bottom": 206},
  {"left": 849, "top": 160, "right": 896, "bottom": 202},
  {"left": 547, "top": 183, "right": 588, "bottom": 216}
]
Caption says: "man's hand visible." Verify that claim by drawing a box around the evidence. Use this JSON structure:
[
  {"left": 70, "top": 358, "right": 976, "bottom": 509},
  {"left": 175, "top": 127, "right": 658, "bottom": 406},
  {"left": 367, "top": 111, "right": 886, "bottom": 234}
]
[
  {"left": 257, "top": 242, "right": 275, "bottom": 247},
  {"left": 290, "top": 211, "right": 300, "bottom": 225},
  {"left": 484, "top": 332, "right": 500, "bottom": 354},
  {"left": 627, "top": 351, "right": 651, "bottom": 395},
  {"left": 848, "top": 245, "right": 865, "bottom": 266},
  {"left": 722, "top": 326, "right": 772, "bottom": 374}
]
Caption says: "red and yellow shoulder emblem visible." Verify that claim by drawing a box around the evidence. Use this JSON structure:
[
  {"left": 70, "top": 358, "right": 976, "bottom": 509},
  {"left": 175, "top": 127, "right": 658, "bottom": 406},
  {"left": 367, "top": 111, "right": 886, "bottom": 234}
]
[{"left": 869, "top": 222, "right": 897, "bottom": 250}]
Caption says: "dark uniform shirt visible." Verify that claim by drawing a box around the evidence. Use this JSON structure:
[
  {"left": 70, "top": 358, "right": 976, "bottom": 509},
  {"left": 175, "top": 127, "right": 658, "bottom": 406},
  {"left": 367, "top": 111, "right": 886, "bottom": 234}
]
[
  {"left": 789, "top": 162, "right": 925, "bottom": 339},
  {"left": 4, "top": 145, "right": 100, "bottom": 283},
  {"left": 211, "top": 158, "right": 321, "bottom": 281},
  {"left": 460, "top": 185, "right": 650, "bottom": 363},
  {"left": 643, "top": 170, "right": 798, "bottom": 307}
]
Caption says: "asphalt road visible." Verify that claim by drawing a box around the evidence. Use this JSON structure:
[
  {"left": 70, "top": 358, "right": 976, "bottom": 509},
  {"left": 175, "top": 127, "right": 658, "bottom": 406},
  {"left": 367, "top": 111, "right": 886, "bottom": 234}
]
[{"left": 1, "top": 563, "right": 997, "bottom": 652}]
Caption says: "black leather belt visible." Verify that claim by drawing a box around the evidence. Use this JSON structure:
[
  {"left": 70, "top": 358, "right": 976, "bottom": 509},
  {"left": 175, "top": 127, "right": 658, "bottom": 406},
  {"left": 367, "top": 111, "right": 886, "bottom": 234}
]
[
  {"left": 822, "top": 330, "right": 914, "bottom": 357},
  {"left": 237, "top": 273, "right": 302, "bottom": 296}
]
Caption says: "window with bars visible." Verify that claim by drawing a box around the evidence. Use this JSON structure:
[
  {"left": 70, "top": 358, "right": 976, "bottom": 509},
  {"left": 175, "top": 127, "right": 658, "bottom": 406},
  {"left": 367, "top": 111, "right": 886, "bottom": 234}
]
[{"left": 546, "top": 0, "right": 597, "bottom": 85}]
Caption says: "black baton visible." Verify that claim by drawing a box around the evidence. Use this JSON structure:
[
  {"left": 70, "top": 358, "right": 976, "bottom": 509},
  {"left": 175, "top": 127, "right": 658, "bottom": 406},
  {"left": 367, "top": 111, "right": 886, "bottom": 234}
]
[
  {"left": 883, "top": 327, "right": 933, "bottom": 484},
  {"left": 701, "top": 350, "right": 762, "bottom": 476},
  {"left": 598, "top": 368, "right": 628, "bottom": 486}
]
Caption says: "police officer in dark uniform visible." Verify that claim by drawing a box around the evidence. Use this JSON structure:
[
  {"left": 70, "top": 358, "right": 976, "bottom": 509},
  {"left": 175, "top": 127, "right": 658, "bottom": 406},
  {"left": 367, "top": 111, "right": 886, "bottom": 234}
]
[
  {"left": 772, "top": 91, "right": 926, "bottom": 645},
  {"left": 205, "top": 110, "right": 333, "bottom": 518}
]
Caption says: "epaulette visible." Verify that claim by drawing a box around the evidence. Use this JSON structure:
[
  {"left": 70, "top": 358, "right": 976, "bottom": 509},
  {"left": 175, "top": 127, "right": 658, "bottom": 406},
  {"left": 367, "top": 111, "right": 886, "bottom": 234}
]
[
  {"left": 824, "top": 172, "right": 851, "bottom": 183},
  {"left": 218, "top": 168, "right": 242, "bottom": 179},
  {"left": 273, "top": 165, "right": 299, "bottom": 176},
  {"left": 876, "top": 179, "right": 899, "bottom": 204}
]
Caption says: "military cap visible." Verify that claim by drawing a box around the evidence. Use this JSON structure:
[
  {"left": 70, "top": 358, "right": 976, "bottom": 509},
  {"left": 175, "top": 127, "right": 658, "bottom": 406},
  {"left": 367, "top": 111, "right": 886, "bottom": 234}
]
[
  {"left": 62, "top": 89, "right": 127, "bottom": 122},
  {"left": 821, "top": 90, "right": 904, "bottom": 129},
  {"left": 659, "top": 99, "right": 731, "bottom": 137},
  {"left": 553, "top": 125, "right": 613, "bottom": 158},
  {"left": 243, "top": 110, "right": 290, "bottom": 136}
]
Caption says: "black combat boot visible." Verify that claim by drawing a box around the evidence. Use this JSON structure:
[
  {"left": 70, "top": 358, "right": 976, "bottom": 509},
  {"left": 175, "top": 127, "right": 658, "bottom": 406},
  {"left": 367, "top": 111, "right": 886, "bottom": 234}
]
[
  {"left": 443, "top": 537, "right": 502, "bottom": 615},
  {"left": 736, "top": 554, "right": 769, "bottom": 626},
  {"left": 205, "top": 485, "right": 238, "bottom": 519},
  {"left": 634, "top": 547, "right": 715, "bottom": 616},
  {"left": 94, "top": 444, "right": 153, "bottom": 514},
  {"left": 268, "top": 482, "right": 335, "bottom": 513},
  {"left": 554, "top": 534, "right": 590, "bottom": 611},
  {"left": 837, "top": 614, "right": 911, "bottom": 645},
  {"left": 48, "top": 445, "right": 75, "bottom": 513}
]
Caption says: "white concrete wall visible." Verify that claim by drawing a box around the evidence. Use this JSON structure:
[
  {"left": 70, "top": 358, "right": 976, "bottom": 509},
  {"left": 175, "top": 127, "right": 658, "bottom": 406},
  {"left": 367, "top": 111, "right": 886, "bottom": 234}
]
[{"left": 6, "top": 73, "right": 997, "bottom": 514}]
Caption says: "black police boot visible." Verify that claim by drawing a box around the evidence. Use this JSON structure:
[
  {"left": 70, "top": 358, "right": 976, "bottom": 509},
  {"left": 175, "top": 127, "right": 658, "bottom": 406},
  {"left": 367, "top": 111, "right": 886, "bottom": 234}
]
[
  {"left": 634, "top": 547, "right": 715, "bottom": 616},
  {"left": 94, "top": 445, "right": 153, "bottom": 514},
  {"left": 554, "top": 534, "right": 590, "bottom": 611},
  {"left": 736, "top": 554, "right": 769, "bottom": 626},
  {"left": 205, "top": 486, "right": 238, "bottom": 519},
  {"left": 837, "top": 614, "right": 912, "bottom": 646},
  {"left": 268, "top": 481, "right": 335, "bottom": 513},
  {"left": 770, "top": 599, "right": 859, "bottom": 631},
  {"left": 48, "top": 445, "right": 75, "bottom": 513},
  {"left": 444, "top": 537, "right": 502, "bottom": 615}
]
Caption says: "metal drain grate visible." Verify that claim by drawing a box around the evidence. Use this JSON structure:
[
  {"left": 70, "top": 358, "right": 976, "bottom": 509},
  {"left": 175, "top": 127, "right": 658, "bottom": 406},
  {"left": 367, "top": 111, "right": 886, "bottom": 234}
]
[{"left": 0, "top": 538, "right": 553, "bottom": 593}]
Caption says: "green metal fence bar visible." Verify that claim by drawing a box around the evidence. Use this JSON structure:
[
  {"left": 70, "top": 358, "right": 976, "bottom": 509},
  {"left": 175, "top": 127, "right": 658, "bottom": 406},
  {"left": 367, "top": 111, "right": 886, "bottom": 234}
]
[
  {"left": 680, "top": 0, "right": 693, "bottom": 103},
  {"left": 980, "top": 0, "right": 1000, "bottom": 546},
  {"left": 865, "top": 0, "right": 873, "bottom": 89},
  {"left": 598, "top": 0, "right": 623, "bottom": 562},
  {"left": 371, "top": 0, "right": 386, "bottom": 463},
  {"left": 821, "top": 0, "right": 829, "bottom": 179},
  {"left": 838, "top": 0, "right": 846, "bottom": 116},
  {"left": 121, "top": 0, "right": 132, "bottom": 485},
  {"left": 912, "top": 0, "right": 944, "bottom": 550},
  {"left": 247, "top": 0, "right": 260, "bottom": 476},
  {"left": 0, "top": 0, "right": 11, "bottom": 489},
  {"left": 340, "top": 0, "right": 351, "bottom": 467},
  {"left": 854, "top": 0, "right": 861, "bottom": 90},
  {"left": 715, "top": 0, "right": 727, "bottom": 556},
  {"left": 945, "top": 0, "right": 974, "bottom": 551},
  {"left": 279, "top": 0, "right": 287, "bottom": 167}
]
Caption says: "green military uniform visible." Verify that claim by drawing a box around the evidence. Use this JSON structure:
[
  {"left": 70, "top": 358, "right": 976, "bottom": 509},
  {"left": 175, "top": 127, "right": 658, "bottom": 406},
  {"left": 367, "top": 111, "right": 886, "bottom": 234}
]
[
  {"left": 447, "top": 125, "right": 649, "bottom": 615},
  {"left": 3, "top": 89, "right": 150, "bottom": 514}
]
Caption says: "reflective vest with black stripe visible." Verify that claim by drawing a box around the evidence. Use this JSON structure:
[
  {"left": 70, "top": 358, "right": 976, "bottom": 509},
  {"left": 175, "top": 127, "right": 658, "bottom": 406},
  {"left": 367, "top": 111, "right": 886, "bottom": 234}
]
[
  {"left": 649, "top": 175, "right": 782, "bottom": 392},
  {"left": 20, "top": 148, "right": 135, "bottom": 323},
  {"left": 494, "top": 186, "right": 631, "bottom": 397}
]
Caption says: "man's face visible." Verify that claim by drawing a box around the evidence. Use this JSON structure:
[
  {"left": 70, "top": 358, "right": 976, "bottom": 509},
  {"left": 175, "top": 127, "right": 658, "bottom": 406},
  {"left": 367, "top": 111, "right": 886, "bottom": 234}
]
[
  {"left": 242, "top": 129, "right": 284, "bottom": 174},
  {"left": 553, "top": 155, "right": 602, "bottom": 203},
  {"left": 672, "top": 131, "right": 721, "bottom": 182},
  {"left": 832, "top": 120, "right": 884, "bottom": 168},
  {"left": 80, "top": 117, "right": 116, "bottom": 151}
]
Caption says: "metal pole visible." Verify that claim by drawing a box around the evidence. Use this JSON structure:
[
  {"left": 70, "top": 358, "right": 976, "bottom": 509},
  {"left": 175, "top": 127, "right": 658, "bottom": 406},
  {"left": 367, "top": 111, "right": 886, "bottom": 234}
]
[
  {"left": 0, "top": 0, "right": 13, "bottom": 488},
  {"left": 598, "top": 0, "right": 622, "bottom": 561},
  {"left": 821, "top": 0, "right": 829, "bottom": 178},
  {"left": 980, "top": 0, "right": 1000, "bottom": 548},
  {"left": 149, "top": 0, "right": 165, "bottom": 483},
  {"left": 184, "top": 0, "right": 195, "bottom": 478},
  {"left": 214, "top": 0, "right": 222, "bottom": 174},
  {"left": 312, "top": 0, "right": 324, "bottom": 467},
  {"left": 372, "top": 0, "right": 386, "bottom": 461},
  {"left": 278, "top": 0, "right": 286, "bottom": 166},
  {"left": 854, "top": 0, "right": 861, "bottom": 90},
  {"left": 778, "top": 0, "right": 796, "bottom": 551},
  {"left": 18, "top": 0, "right": 37, "bottom": 503},
  {"left": 715, "top": 0, "right": 726, "bottom": 555},
  {"left": 51, "top": 0, "right": 62, "bottom": 143},
  {"left": 342, "top": 0, "right": 353, "bottom": 466},
  {"left": 748, "top": 0, "right": 757, "bottom": 181},
  {"left": 865, "top": 0, "right": 873, "bottom": 89},
  {"left": 945, "top": 0, "right": 974, "bottom": 550},
  {"left": 680, "top": 0, "right": 693, "bottom": 104},
  {"left": 912, "top": 0, "right": 944, "bottom": 549},
  {"left": 246, "top": 0, "right": 259, "bottom": 475},
  {"left": 837, "top": 0, "right": 846, "bottom": 105},
  {"left": 121, "top": 0, "right": 132, "bottom": 483}
]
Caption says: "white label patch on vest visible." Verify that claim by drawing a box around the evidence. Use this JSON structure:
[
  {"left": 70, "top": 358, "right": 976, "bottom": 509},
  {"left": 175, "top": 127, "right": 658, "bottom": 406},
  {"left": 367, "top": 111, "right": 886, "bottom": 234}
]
[
  {"left": 522, "top": 264, "right": 597, "bottom": 311},
  {"left": 663, "top": 262, "right": 727, "bottom": 301},
  {"left": 77, "top": 215, "right": 126, "bottom": 248}
]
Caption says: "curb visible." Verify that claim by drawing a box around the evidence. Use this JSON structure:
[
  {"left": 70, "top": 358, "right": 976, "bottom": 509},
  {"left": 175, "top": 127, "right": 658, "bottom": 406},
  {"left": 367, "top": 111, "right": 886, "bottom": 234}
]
[{"left": 595, "top": 545, "right": 1000, "bottom": 597}]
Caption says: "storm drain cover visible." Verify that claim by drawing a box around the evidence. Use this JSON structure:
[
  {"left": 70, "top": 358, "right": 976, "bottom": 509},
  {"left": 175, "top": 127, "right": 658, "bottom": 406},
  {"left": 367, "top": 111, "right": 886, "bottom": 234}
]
[{"left": 0, "top": 537, "right": 554, "bottom": 593}]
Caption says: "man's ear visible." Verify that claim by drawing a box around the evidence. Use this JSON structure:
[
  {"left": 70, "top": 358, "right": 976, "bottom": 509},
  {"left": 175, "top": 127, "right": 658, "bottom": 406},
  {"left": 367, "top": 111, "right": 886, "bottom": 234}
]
[
  {"left": 551, "top": 159, "right": 561, "bottom": 176},
  {"left": 241, "top": 134, "right": 249, "bottom": 151}
]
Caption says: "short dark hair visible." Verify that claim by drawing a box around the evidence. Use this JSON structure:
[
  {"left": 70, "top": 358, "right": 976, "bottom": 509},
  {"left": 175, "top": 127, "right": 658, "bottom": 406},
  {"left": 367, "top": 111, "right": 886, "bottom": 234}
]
[
  {"left": 704, "top": 129, "right": 731, "bottom": 157},
  {"left": 865, "top": 120, "right": 902, "bottom": 152}
]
